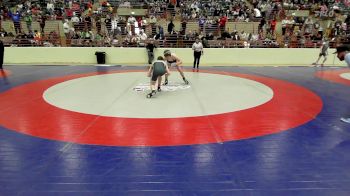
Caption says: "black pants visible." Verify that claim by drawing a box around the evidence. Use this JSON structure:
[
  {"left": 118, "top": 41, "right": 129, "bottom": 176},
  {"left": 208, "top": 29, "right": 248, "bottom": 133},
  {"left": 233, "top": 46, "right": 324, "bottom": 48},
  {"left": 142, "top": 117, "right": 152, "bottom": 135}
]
[
  {"left": 14, "top": 22, "right": 21, "bottom": 34},
  {"left": 193, "top": 51, "right": 202, "bottom": 68},
  {"left": 147, "top": 51, "right": 154, "bottom": 64}
]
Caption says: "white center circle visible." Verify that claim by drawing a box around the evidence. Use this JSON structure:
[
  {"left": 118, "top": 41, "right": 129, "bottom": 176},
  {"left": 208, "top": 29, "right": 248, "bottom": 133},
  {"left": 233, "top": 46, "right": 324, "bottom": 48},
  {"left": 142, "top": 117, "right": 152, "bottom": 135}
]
[
  {"left": 43, "top": 72, "right": 274, "bottom": 118},
  {"left": 340, "top": 72, "right": 350, "bottom": 80}
]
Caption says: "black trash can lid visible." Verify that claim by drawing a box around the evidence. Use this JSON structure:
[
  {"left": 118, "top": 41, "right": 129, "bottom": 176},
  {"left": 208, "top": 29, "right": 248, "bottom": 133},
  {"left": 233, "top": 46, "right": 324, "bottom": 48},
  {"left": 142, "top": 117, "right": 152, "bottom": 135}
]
[{"left": 95, "top": 51, "right": 106, "bottom": 55}]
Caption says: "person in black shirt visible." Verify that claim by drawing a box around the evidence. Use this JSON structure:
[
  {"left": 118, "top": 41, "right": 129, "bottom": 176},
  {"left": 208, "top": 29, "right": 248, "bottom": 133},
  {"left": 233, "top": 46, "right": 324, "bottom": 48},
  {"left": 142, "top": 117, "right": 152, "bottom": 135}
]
[
  {"left": 146, "top": 38, "right": 157, "bottom": 65},
  {"left": 167, "top": 20, "right": 175, "bottom": 34}
]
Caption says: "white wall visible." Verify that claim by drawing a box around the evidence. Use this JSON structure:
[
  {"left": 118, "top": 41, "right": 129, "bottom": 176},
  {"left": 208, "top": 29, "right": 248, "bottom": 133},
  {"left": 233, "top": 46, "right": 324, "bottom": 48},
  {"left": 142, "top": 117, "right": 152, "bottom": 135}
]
[{"left": 3, "top": 47, "right": 345, "bottom": 66}]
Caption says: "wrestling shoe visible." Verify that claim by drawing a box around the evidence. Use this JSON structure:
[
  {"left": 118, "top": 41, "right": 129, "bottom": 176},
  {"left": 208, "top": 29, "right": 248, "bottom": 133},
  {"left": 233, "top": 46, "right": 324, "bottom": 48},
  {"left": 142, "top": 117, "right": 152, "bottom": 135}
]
[
  {"left": 183, "top": 78, "right": 189, "bottom": 85},
  {"left": 146, "top": 90, "right": 156, "bottom": 98},
  {"left": 340, "top": 117, "right": 350, "bottom": 124}
]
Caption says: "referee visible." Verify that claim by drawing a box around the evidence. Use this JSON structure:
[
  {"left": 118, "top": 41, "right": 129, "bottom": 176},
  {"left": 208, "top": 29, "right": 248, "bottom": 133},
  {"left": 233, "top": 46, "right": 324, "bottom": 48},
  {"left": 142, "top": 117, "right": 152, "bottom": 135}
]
[
  {"left": 334, "top": 45, "right": 350, "bottom": 123},
  {"left": 192, "top": 37, "right": 203, "bottom": 72}
]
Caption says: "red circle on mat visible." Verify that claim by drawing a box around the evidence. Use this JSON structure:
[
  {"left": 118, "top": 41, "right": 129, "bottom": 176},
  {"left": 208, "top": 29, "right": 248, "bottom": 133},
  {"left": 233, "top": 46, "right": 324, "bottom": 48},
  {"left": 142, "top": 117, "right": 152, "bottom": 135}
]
[
  {"left": 315, "top": 69, "right": 350, "bottom": 86},
  {"left": 0, "top": 70, "right": 323, "bottom": 146}
]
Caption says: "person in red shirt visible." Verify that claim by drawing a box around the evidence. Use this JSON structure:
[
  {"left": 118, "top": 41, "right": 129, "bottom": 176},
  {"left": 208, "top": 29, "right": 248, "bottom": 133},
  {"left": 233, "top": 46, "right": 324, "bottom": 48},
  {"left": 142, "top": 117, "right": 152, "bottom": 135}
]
[
  {"left": 137, "top": 17, "right": 142, "bottom": 31},
  {"left": 86, "top": 1, "right": 93, "bottom": 9},
  {"left": 219, "top": 15, "right": 228, "bottom": 33},
  {"left": 270, "top": 18, "right": 277, "bottom": 35}
]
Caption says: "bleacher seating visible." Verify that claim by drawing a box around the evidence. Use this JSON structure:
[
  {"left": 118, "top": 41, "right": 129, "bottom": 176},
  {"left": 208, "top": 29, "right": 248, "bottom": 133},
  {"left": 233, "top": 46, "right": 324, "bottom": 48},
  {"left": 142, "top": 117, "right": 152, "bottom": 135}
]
[{"left": 0, "top": 0, "right": 348, "bottom": 48}]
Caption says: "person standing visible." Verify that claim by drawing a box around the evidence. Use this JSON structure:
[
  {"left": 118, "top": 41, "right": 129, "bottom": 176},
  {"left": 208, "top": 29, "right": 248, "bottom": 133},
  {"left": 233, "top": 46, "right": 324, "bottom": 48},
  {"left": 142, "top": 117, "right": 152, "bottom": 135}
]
[
  {"left": 9, "top": 10, "right": 21, "bottom": 34},
  {"left": 192, "top": 37, "right": 203, "bottom": 71},
  {"left": 104, "top": 15, "right": 112, "bottom": 35},
  {"left": 24, "top": 11, "right": 33, "bottom": 33},
  {"left": 146, "top": 38, "right": 156, "bottom": 65},
  {"left": 147, "top": 56, "right": 170, "bottom": 98},
  {"left": 167, "top": 20, "right": 175, "bottom": 34},
  {"left": 163, "top": 50, "right": 189, "bottom": 85},
  {"left": 149, "top": 15, "right": 157, "bottom": 37},
  {"left": 38, "top": 14, "right": 46, "bottom": 34},
  {"left": 0, "top": 40, "right": 4, "bottom": 70},
  {"left": 63, "top": 19, "right": 71, "bottom": 39},
  {"left": 312, "top": 38, "right": 330, "bottom": 67},
  {"left": 334, "top": 45, "right": 350, "bottom": 123}
]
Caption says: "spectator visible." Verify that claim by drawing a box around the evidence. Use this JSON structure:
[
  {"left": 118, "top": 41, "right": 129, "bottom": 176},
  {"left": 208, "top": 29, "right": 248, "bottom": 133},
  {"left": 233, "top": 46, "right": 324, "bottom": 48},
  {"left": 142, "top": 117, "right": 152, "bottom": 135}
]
[
  {"left": 154, "top": 25, "right": 164, "bottom": 40},
  {"left": 127, "top": 14, "right": 136, "bottom": 35},
  {"left": 167, "top": 20, "right": 175, "bottom": 34},
  {"left": 24, "top": 11, "right": 33, "bottom": 33},
  {"left": 111, "top": 16, "right": 119, "bottom": 36},
  {"left": 138, "top": 30, "right": 147, "bottom": 46},
  {"left": 105, "top": 15, "right": 112, "bottom": 35},
  {"left": 198, "top": 15, "right": 206, "bottom": 32},
  {"left": 71, "top": 13, "right": 80, "bottom": 32},
  {"left": 181, "top": 17, "right": 187, "bottom": 35},
  {"left": 63, "top": 19, "right": 71, "bottom": 39},
  {"left": 95, "top": 16, "right": 101, "bottom": 34},
  {"left": 141, "top": 16, "right": 147, "bottom": 31},
  {"left": 47, "top": 0, "right": 55, "bottom": 16},
  {"left": 84, "top": 15, "right": 92, "bottom": 31},
  {"left": 9, "top": 10, "right": 21, "bottom": 34},
  {"left": 118, "top": 17, "right": 127, "bottom": 35},
  {"left": 0, "top": 28, "right": 8, "bottom": 37},
  {"left": 219, "top": 15, "right": 228, "bottom": 33},
  {"left": 258, "top": 18, "right": 266, "bottom": 33},
  {"left": 303, "top": 16, "right": 314, "bottom": 35},
  {"left": 149, "top": 15, "right": 157, "bottom": 36},
  {"left": 270, "top": 18, "right": 277, "bottom": 35},
  {"left": 254, "top": 7, "right": 261, "bottom": 18},
  {"left": 38, "top": 14, "right": 46, "bottom": 34}
]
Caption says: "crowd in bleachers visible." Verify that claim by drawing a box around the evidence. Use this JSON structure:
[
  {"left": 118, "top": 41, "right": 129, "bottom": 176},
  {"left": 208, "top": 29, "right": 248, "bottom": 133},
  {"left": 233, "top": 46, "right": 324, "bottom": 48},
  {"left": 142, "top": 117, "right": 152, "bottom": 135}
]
[{"left": 0, "top": 0, "right": 349, "bottom": 48}]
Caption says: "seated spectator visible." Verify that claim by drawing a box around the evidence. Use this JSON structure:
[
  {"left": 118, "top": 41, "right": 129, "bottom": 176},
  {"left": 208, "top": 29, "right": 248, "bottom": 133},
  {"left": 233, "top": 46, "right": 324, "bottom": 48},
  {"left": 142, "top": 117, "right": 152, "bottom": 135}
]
[
  {"left": 167, "top": 20, "right": 175, "bottom": 34},
  {"left": 254, "top": 7, "right": 262, "bottom": 18},
  {"left": 33, "top": 30, "right": 42, "bottom": 44},
  {"left": 0, "top": 28, "right": 8, "bottom": 37},
  {"left": 138, "top": 29, "right": 147, "bottom": 40},
  {"left": 63, "top": 19, "right": 71, "bottom": 39}
]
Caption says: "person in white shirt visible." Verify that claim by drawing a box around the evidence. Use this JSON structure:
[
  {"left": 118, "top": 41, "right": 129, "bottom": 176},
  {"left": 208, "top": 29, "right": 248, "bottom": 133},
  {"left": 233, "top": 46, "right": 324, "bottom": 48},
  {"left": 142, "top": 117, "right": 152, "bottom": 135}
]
[
  {"left": 127, "top": 14, "right": 136, "bottom": 35},
  {"left": 138, "top": 30, "right": 147, "bottom": 46},
  {"left": 63, "top": 19, "right": 70, "bottom": 38},
  {"left": 334, "top": 45, "right": 350, "bottom": 123},
  {"left": 281, "top": 18, "right": 288, "bottom": 35},
  {"left": 71, "top": 14, "right": 80, "bottom": 31},
  {"left": 47, "top": 1, "right": 55, "bottom": 15},
  {"left": 254, "top": 8, "right": 261, "bottom": 18},
  {"left": 192, "top": 37, "right": 203, "bottom": 71},
  {"left": 111, "top": 16, "right": 119, "bottom": 36},
  {"left": 312, "top": 38, "right": 330, "bottom": 67}
]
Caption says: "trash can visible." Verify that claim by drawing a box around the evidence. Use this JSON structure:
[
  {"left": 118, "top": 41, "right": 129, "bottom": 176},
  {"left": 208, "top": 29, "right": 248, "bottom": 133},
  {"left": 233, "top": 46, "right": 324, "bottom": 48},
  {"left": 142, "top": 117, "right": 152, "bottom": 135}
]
[{"left": 95, "top": 51, "right": 106, "bottom": 64}]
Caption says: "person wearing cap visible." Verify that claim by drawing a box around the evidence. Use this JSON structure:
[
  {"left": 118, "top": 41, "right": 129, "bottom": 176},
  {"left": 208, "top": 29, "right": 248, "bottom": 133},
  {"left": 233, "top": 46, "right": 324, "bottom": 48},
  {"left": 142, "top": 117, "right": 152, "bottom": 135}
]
[
  {"left": 334, "top": 45, "right": 350, "bottom": 123},
  {"left": 146, "top": 56, "right": 170, "bottom": 98},
  {"left": 163, "top": 50, "right": 189, "bottom": 85},
  {"left": 312, "top": 38, "right": 330, "bottom": 67}
]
